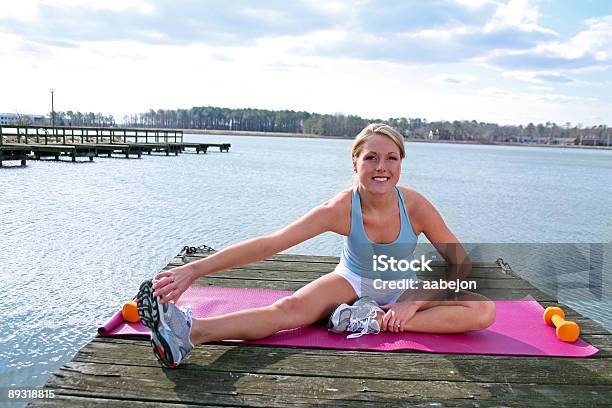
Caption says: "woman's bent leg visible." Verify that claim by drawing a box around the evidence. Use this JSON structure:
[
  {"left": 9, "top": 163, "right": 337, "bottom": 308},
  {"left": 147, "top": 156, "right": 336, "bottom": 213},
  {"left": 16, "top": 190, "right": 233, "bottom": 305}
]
[
  {"left": 190, "top": 272, "right": 358, "bottom": 345},
  {"left": 392, "top": 290, "right": 496, "bottom": 334}
]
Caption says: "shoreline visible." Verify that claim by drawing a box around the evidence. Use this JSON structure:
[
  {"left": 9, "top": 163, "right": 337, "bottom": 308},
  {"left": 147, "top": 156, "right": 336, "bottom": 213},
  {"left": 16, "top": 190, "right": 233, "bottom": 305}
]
[
  {"left": 183, "top": 128, "right": 349, "bottom": 140},
  {"left": 183, "top": 129, "right": 612, "bottom": 151},
  {"left": 408, "top": 139, "right": 612, "bottom": 150}
]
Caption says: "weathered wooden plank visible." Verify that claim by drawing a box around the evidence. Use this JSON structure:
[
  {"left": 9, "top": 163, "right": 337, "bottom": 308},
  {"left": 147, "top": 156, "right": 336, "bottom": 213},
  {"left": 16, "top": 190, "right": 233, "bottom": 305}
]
[
  {"left": 169, "top": 257, "right": 521, "bottom": 280},
  {"left": 42, "top": 361, "right": 612, "bottom": 407},
  {"left": 182, "top": 252, "right": 341, "bottom": 264},
  {"left": 28, "top": 395, "right": 213, "bottom": 407},
  {"left": 182, "top": 252, "right": 506, "bottom": 269},
  {"left": 77, "top": 338, "right": 612, "bottom": 385},
  {"left": 89, "top": 332, "right": 612, "bottom": 357},
  {"left": 164, "top": 266, "right": 521, "bottom": 285},
  {"left": 173, "top": 256, "right": 514, "bottom": 277},
  {"left": 162, "top": 266, "right": 536, "bottom": 290},
  {"left": 191, "top": 276, "right": 556, "bottom": 301}
]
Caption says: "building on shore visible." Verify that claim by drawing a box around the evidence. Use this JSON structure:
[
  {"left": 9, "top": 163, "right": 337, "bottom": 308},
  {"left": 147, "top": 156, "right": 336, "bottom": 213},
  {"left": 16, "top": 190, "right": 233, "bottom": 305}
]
[
  {"left": 580, "top": 134, "right": 610, "bottom": 146},
  {"left": 0, "top": 112, "right": 47, "bottom": 126},
  {"left": 550, "top": 137, "right": 577, "bottom": 145}
]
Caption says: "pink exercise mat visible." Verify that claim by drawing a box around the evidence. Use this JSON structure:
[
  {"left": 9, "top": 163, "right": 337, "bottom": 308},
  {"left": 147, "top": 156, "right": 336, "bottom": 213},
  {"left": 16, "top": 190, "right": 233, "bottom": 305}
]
[{"left": 98, "top": 286, "right": 598, "bottom": 357}]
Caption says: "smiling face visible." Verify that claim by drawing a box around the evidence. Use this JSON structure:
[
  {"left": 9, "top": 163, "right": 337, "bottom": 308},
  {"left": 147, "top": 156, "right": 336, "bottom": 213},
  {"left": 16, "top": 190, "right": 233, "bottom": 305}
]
[{"left": 353, "top": 133, "right": 402, "bottom": 193}]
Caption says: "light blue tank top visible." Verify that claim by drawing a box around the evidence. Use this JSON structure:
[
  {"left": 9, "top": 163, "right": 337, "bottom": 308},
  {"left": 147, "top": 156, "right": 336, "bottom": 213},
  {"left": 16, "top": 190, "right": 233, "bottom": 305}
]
[{"left": 339, "top": 186, "right": 419, "bottom": 280}]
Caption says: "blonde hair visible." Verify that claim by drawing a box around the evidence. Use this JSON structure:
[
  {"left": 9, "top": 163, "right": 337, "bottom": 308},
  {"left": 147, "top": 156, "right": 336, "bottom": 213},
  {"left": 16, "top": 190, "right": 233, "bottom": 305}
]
[{"left": 351, "top": 123, "right": 405, "bottom": 160}]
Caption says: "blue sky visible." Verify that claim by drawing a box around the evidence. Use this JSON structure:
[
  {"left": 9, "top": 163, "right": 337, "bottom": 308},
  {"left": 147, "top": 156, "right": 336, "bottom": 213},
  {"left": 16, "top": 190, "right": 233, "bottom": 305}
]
[{"left": 1, "top": 0, "right": 611, "bottom": 126}]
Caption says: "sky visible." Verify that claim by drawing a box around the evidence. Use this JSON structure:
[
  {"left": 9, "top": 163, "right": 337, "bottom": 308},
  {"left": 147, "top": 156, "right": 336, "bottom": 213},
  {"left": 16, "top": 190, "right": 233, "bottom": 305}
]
[{"left": 1, "top": 0, "right": 611, "bottom": 126}]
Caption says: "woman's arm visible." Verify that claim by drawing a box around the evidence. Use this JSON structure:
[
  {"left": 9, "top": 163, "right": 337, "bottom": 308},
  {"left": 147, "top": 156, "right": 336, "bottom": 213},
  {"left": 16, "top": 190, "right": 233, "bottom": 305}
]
[
  {"left": 381, "top": 191, "right": 473, "bottom": 329},
  {"left": 152, "top": 199, "right": 341, "bottom": 302},
  {"left": 414, "top": 193, "right": 471, "bottom": 276},
  {"left": 390, "top": 192, "right": 471, "bottom": 304},
  {"left": 191, "top": 203, "right": 337, "bottom": 278}
]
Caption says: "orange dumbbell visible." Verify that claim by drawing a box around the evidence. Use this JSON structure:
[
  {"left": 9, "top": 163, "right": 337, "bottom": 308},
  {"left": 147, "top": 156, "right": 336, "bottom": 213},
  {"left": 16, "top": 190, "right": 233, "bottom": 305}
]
[
  {"left": 543, "top": 306, "right": 580, "bottom": 342},
  {"left": 122, "top": 301, "right": 140, "bottom": 323}
]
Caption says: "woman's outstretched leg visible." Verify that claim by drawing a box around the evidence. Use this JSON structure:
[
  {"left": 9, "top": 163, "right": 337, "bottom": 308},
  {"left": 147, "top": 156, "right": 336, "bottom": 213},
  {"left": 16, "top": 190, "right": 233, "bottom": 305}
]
[
  {"left": 137, "top": 272, "right": 357, "bottom": 368},
  {"left": 190, "top": 272, "right": 357, "bottom": 343}
]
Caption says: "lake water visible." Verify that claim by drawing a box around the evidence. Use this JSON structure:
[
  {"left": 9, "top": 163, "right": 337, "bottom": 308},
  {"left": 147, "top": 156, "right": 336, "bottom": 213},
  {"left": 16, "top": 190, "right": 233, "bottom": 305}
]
[{"left": 1, "top": 134, "right": 611, "bottom": 396}]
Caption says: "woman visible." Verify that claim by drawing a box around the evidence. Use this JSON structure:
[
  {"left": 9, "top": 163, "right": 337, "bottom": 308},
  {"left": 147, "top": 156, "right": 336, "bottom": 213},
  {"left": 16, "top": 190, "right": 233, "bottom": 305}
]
[{"left": 137, "top": 123, "right": 496, "bottom": 368}]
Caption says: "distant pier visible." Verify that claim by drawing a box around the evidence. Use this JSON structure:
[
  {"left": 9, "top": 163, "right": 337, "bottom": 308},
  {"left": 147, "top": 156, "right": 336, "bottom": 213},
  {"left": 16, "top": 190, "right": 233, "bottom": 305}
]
[{"left": 0, "top": 125, "right": 230, "bottom": 166}]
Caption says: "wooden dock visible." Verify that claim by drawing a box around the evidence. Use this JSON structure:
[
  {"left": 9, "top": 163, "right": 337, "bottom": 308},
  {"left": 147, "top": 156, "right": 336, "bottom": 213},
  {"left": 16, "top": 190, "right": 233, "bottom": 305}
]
[
  {"left": 171, "top": 142, "right": 231, "bottom": 154},
  {"left": 81, "top": 143, "right": 143, "bottom": 159},
  {"left": 0, "top": 143, "right": 97, "bottom": 163},
  {"left": 32, "top": 251, "right": 611, "bottom": 407},
  {"left": 0, "top": 124, "right": 183, "bottom": 145},
  {"left": 0, "top": 125, "right": 231, "bottom": 165},
  {"left": 0, "top": 144, "right": 30, "bottom": 166}
]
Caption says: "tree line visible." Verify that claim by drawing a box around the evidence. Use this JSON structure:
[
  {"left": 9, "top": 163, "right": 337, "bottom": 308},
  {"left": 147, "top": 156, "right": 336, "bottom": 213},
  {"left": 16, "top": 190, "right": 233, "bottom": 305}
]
[
  {"left": 9, "top": 107, "right": 610, "bottom": 145},
  {"left": 14, "top": 111, "right": 117, "bottom": 127},
  {"left": 121, "top": 106, "right": 611, "bottom": 145}
]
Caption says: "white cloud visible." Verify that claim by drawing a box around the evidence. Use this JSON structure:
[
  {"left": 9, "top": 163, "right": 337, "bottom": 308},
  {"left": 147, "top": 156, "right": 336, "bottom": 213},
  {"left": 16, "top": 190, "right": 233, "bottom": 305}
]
[
  {"left": 484, "top": 0, "right": 557, "bottom": 39},
  {"left": 137, "top": 30, "right": 167, "bottom": 41},
  {"left": 3, "top": 0, "right": 155, "bottom": 22},
  {"left": 47, "top": 0, "right": 155, "bottom": 14},
  {"left": 530, "top": 93, "right": 584, "bottom": 105},
  {"left": 478, "top": 87, "right": 515, "bottom": 97},
  {"left": 477, "top": 86, "right": 595, "bottom": 106},
  {"left": 239, "top": 8, "right": 290, "bottom": 24},
  {"left": 503, "top": 70, "right": 575, "bottom": 84},
  {"left": 452, "top": 0, "right": 495, "bottom": 9},
  {"left": 490, "top": 0, "right": 540, "bottom": 27},
  {"left": 488, "top": 14, "right": 612, "bottom": 73},
  {"left": 298, "top": 0, "right": 355, "bottom": 15},
  {"left": 431, "top": 73, "right": 478, "bottom": 84},
  {"left": 528, "top": 85, "right": 554, "bottom": 92},
  {"left": 3, "top": 0, "right": 41, "bottom": 22},
  {"left": 543, "top": 15, "right": 612, "bottom": 60},
  {"left": 0, "top": 31, "right": 27, "bottom": 55}
]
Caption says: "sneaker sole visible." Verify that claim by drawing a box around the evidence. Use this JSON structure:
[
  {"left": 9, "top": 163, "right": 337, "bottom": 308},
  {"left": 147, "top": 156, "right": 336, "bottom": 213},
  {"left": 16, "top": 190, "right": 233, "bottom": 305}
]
[
  {"left": 136, "top": 279, "right": 177, "bottom": 368},
  {"left": 151, "top": 337, "right": 177, "bottom": 369},
  {"left": 136, "top": 279, "right": 160, "bottom": 330}
]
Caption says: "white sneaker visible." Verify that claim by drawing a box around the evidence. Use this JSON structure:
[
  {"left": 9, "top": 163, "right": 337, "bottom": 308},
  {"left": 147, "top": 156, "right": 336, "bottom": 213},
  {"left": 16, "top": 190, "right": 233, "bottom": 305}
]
[
  {"left": 327, "top": 297, "right": 383, "bottom": 339},
  {"left": 137, "top": 279, "right": 194, "bottom": 368}
]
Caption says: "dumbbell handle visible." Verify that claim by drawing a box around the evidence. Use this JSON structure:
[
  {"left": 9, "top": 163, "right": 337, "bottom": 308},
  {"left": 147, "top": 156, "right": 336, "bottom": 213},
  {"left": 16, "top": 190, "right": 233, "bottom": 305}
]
[
  {"left": 551, "top": 314, "right": 566, "bottom": 327},
  {"left": 551, "top": 314, "right": 580, "bottom": 342}
]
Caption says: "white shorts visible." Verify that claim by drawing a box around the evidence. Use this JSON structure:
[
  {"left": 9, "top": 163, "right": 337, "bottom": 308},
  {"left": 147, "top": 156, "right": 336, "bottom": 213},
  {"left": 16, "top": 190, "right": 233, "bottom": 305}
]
[{"left": 333, "top": 264, "right": 411, "bottom": 306}]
